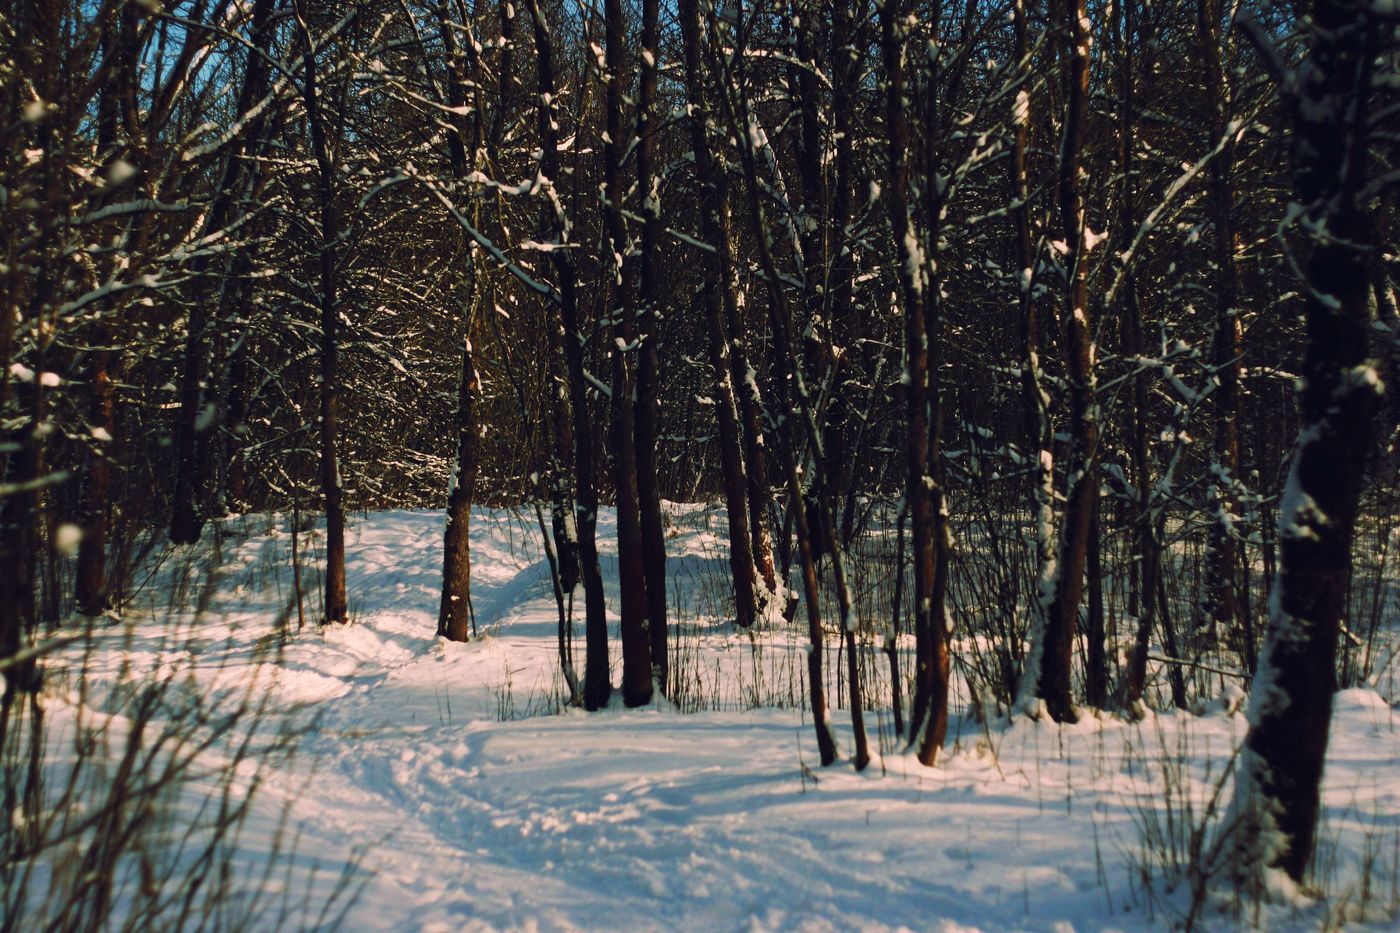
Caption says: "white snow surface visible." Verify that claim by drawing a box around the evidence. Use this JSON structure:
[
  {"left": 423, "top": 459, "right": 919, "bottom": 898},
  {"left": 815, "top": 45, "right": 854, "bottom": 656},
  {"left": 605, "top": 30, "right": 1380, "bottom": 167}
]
[{"left": 39, "top": 507, "right": 1400, "bottom": 932}]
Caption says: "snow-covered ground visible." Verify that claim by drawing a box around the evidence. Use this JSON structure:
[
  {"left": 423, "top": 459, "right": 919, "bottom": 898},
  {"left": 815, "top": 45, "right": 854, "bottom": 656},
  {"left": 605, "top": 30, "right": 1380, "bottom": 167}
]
[{"left": 30, "top": 508, "right": 1400, "bottom": 931}]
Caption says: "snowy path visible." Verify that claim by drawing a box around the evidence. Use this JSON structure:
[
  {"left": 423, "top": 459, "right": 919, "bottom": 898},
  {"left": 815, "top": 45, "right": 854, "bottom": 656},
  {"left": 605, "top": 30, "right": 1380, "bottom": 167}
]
[{"left": 56, "top": 509, "right": 1400, "bottom": 931}]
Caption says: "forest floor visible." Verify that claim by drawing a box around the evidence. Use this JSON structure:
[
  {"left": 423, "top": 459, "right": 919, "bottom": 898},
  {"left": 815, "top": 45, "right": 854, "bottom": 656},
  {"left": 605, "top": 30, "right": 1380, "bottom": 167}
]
[{"left": 36, "top": 507, "right": 1400, "bottom": 931}]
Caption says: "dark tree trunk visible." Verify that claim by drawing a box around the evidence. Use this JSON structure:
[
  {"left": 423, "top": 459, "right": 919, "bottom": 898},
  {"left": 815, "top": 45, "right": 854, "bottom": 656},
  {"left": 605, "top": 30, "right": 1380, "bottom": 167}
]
[
  {"left": 791, "top": 5, "right": 829, "bottom": 469},
  {"left": 169, "top": 0, "right": 277, "bottom": 545},
  {"left": 881, "top": 0, "right": 949, "bottom": 763},
  {"left": 1197, "top": 0, "right": 1247, "bottom": 667},
  {"left": 678, "top": 0, "right": 759, "bottom": 629},
  {"left": 1, "top": 397, "right": 43, "bottom": 700},
  {"left": 734, "top": 344, "right": 776, "bottom": 595},
  {"left": 293, "top": 0, "right": 347, "bottom": 625},
  {"left": 1234, "top": 0, "right": 1386, "bottom": 886},
  {"left": 75, "top": 343, "right": 115, "bottom": 617},
  {"left": 1120, "top": 319, "right": 1162, "bottom": 710},
  {"left": 75, "top": 5, "right": 139, "bottom": 618},
  {"left": 435, "top": 0, "right": 484, "bottom": 644},
  {"left": 1110, "top": 0, "right": 1159, "bottom": 713},
  {"left": 547, "top": 346, "right": 580, "bottom": 594},
  {"left": 0, "top": 2, "right": 59, "bottom": 691},
  {"left": 220, "top": 283, "right": 253, "bottom": 511},
  {"left": 1085, "top": 506, "right": 1107, "bottom": 708},
  {"left": 886, "top": 503, "right": 907, "bottom": 739},
  {"left": 209, "top": 105, "right": 283, "bottom": 521},
  {"left": 792, "top": 469, "right": 838, "bottom": 767},
  {"left": 1010, "top": 0, "right": 1059, "bottom": 714},
  {"left": 712, "top": 13, "right": 859, "bottom": 767},
  {"left": 492, "top": 1, "right": 577, "bottom": 605},
  {"left": 527, "top": 0, "right": 610, "bottom": 709},
  {"left": 828, "top": 0, "right": 864, "bottom": 547},
  {"left": 603, "top": 0, "right": 653, "bottom": 708},
  {"left": 635, "top": 0, "right": 669, "bottom": 692},
  {"left": 1038, "top": 0, "right": 1094, "bottom": 724},
  {"left": 438, "top": 331, "right": 481, "bottom": 642},
  {"left": 168, "top": 303, "right": 208, "bottom": 544},
  {"left": 790, "top": 0, "right": 865, "bottom": 557}
]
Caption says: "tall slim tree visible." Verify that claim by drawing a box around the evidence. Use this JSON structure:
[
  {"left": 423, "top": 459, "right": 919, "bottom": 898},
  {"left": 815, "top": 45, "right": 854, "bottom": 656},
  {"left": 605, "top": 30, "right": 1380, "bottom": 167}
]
[
  {"left": 1112, "top": 0, "right": 1164, "bottom": 712},
  {"left": 1034, "top": 0, "right": 1094, "bottom": 724},
  {"left": 1198, "top": 0, "right": 1249, "bottom": 668},
  {"left": 716, "top": 55, "right": 854, "bottom": 770},
  {"left": 677, "top": 0, "right": 761, "bottom": 630},
  {"left": 880, "top": 0, "right": 950, "bottom": 764},
  {"left": 527, "top": 0, "right": 610, "bottom": 708},
  {"left": 169, "top": 0, "right": 261, "bottom": 545},
  {"left": 292, "top": 0, "right": 349, "bottom": 625},
  {"left": 0, "top": 0, "right": 64, "bottom": 702},
  {"left": 603, "top": 0, "right": 653, "bottom": 707},
  {"left": 435, "top": 0, "right": 486, "bottom": 643},
  {"left": 1009, "top": 0, "right": 1061, "bottom": 717},
  {"left": 634, "top": 0, "right": 669, "bottom": 692},
  {"left": 76, "top": 1, "right": 142, "bottom": 617}
]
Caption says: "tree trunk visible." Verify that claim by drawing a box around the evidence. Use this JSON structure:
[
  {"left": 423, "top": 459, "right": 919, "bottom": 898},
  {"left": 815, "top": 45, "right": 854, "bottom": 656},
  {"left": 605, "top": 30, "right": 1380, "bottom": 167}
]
[
  {"left": 209, "top": 107, "right": 284, "bottom": 521},
  {"left": 1232, "top": 0, "right": 1385, "bottom": 887},
  {"left": 1085, "top": 506, "right": 1107, "bottom": 708},
  {"left": 604, "top": 0, "right": 653, "bottom": 708},
  {"left": 527, "top": 0, "right": 610, "bottom": 709},
  {"left": 547, "top": 345, "right": 580, "bottom": 594},
  {"left": 169, "top": 0, "right": 277, "bottom": 546},
  {"left": 438, "top": 329, "right": 481, "bottom": 642},
  {"left": 435, "top": 0, "right": 485, "bottom": 644},
  {"left": 0, "top": 2, "right": 59, "bottom": 691},
  {"left": 881, "top": 0, "right": 949, "bottom": 763},
  {"left": 293, "top": 0, "right": 348, "bottom": 625},
  {"left": 1197, "top": 0, "right": 1247, "bottom": 668},
  {"left": 1, "top": 394, "right": 44, "bottom": 699},
  {"left": 1110, "top": 0, "right": 1156, "bottom": 713},
  {"left": 728, "top": 308, "right": 776, "bottom": 596},
  {"left": 1038, "top": 0, "right": 1094, "bottom": 724},
  {"left": 635, "top": 0, "right": 669, "bottom": 692},
  {"left": 677, "top": 0, "right": 759, "bottom": 629},
  {"left": 712, "top": 13, "right": 860, "bottom": 767},
  {"left": 886, "top": 502, "right": 907, "bottom": 738},
  {"left": 1010, "top": 0, "right": 1059, "bottom": 715},
  {"left": 75, "top": 342, "right": 115, "bottom": 617},
  {"left": 76, "top": 5, "right": 139, "bottom": 617},
  {"left": 828, "top": 0, "right": 864, "bottom": 547}
]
